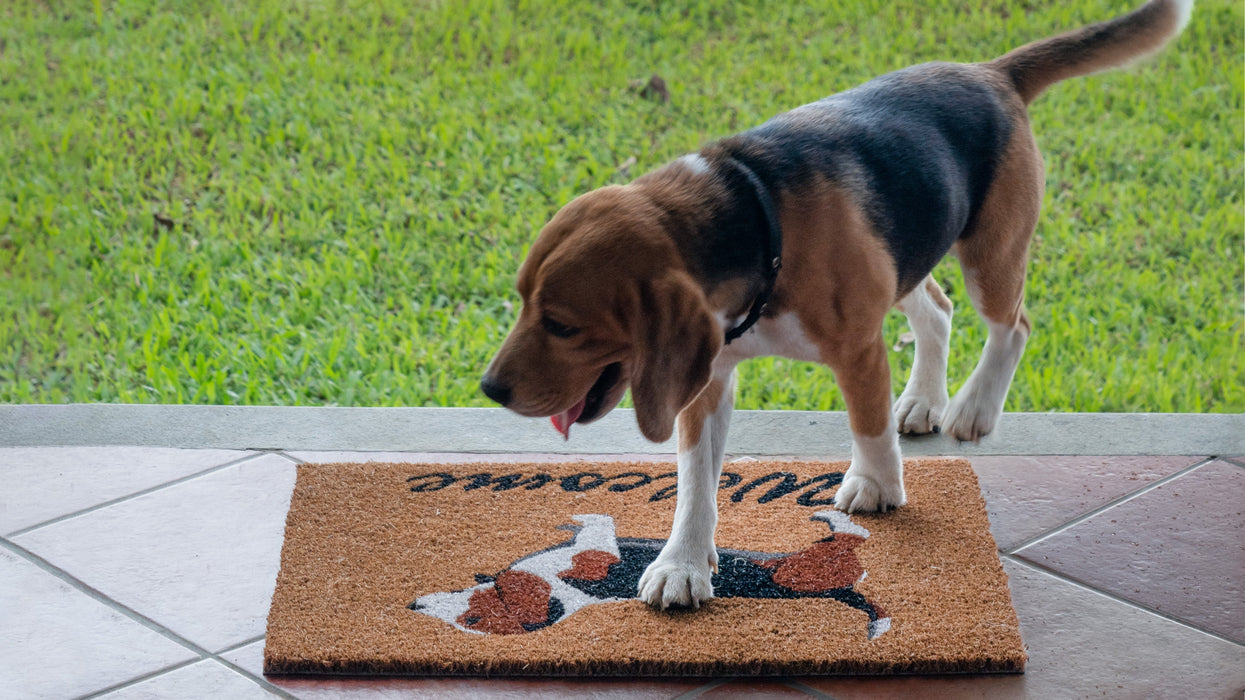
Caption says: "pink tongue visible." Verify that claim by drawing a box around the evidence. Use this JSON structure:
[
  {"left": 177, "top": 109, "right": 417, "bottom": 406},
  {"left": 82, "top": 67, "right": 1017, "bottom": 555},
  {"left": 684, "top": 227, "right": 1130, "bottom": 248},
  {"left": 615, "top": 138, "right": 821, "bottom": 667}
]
[{"left": 550, "top": 399, "right": 586, "bottom": 441}]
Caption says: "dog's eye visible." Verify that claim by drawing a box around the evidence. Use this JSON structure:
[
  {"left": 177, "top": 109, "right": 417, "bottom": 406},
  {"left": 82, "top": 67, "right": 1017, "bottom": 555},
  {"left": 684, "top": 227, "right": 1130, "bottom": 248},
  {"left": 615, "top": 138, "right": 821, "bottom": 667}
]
[{"left": 541, "top": 316, "right": 581, "bottom": 339}]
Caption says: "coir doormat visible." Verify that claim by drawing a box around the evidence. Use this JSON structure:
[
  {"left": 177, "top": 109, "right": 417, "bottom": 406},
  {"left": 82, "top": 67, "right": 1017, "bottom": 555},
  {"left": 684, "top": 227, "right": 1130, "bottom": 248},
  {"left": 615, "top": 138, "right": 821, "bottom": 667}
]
[{"left": 264, "top": 458, "right": 1025, "bottom": 677}]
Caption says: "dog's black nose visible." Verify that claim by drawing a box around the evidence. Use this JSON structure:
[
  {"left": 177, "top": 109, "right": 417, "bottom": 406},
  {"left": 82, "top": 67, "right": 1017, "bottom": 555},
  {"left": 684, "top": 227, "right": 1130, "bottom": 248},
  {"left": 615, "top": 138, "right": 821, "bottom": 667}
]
[{"left": 480, "top": 375, "right": 512, "bottom": 406}]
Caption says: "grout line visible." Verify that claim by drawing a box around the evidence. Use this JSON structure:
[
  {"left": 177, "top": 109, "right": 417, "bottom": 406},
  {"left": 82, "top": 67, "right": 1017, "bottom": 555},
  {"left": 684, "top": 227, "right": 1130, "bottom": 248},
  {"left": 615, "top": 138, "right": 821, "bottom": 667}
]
[
  {"left": 1002, "top": 555, "right": 1244, "bottom": 647},
  {"left": 672, "top": 678, "right": 732, "bottom": 698},
  {"left": 4, "top": 451, "right": 282, "bottom": 539},
  {"left": 75, "top": 653, "right": 300, "bottom": 700},
  {"left": 212, "top": 650, "right": 302, "bottom": 700},
  {"left": 786, "top": 679, "right": 837, "bottom": 698},
  {"left": 1221, "top": 456, "right": 1245, "bottom": 469},
  {"left": 1003, "top": 456, "right": 1216, "bottom": 555},
  {"left": 0, "top": 538, "right": 214, "bottom": 672},
  {"left": 273, "top": 450, "right": 307, "bottom": 465},
  {"left": 0, "top": 539, "right": 300, "bottom": 700},
  {"left": 74, "top": 658, "right": 205, "bottom": 700},
  {"left": 215, "top": 633, "right": 268, "bottom": 656}
]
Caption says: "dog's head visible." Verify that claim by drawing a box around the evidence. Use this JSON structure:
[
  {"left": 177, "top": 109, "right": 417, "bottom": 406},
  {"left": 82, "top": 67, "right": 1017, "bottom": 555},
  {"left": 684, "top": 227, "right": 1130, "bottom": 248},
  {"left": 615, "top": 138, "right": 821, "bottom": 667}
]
[{"left": 481, "top": 184, "right": 721, "bottom": 443}]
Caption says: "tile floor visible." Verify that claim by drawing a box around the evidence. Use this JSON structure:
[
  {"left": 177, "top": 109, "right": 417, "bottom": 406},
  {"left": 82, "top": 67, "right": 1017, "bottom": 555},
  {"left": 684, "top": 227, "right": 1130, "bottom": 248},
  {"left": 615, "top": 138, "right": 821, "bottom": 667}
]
[{"left": 2, "top": 447, "right": 1242, "bottom": 699}]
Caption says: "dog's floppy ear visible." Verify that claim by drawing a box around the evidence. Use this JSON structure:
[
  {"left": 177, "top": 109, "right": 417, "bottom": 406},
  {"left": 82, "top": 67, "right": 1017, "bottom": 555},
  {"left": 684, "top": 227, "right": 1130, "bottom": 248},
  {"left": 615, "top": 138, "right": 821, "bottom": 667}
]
[{"left": 628, "top": 271, "right": 722, "bottom": 443}]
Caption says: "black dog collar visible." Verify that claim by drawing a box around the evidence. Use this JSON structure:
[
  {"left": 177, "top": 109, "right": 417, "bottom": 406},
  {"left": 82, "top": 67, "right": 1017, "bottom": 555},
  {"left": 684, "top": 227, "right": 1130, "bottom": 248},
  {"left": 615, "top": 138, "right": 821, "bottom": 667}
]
[{"left": 721, "top": 157, "right": 783, "bottom": 345}]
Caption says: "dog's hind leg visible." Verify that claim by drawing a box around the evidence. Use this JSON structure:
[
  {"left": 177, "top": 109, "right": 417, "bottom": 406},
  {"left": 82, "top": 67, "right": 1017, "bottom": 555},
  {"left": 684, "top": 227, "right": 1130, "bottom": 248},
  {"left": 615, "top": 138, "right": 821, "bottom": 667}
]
[
  {"left": 893, "top": 275, "right": 953, "bottom": 434},
  {"left": 943, "top": 128, "right": 1043, "bottom": 442},
  {"left": 826, "top": 587, "right": 892, "bottom": 640},
  {"left": 638, "top": 366, "right": 736, "bottom": 609}
]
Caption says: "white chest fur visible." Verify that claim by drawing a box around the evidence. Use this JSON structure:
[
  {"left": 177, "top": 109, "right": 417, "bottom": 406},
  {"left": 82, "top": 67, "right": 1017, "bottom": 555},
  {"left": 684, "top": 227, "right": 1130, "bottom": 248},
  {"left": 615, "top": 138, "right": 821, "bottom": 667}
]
[{"left": 716, "top": 312, "right": 822, "bottom": 366}]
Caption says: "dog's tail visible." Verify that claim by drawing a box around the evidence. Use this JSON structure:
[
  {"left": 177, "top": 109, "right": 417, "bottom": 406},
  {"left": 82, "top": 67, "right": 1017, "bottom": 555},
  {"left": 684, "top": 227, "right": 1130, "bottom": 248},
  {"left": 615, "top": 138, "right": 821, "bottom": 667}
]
[{"left": 990, "top": 0, "right": 1193, "bottom": 104}]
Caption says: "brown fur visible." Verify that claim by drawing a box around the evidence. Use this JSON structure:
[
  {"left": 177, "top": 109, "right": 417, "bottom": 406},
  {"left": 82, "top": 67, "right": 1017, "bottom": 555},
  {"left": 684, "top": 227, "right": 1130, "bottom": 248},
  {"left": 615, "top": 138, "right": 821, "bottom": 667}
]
[
  {"left": 775, "top": 179, "right": 898, "bottom": 438},
  {"left": 991, "top": 0, "right": 1188, "bottom": 103},
  {"left": 953, "top": 119, "right": 1045, "bottom": 333},
  {"left": 491, "top": 187, "right": 668, "bottom": 420},
  {"left": 924, "top": 276, "right": 954, "bottom": 315},
  {"left": 489, "top": 181, "right": 725, "bottom": 443},
  {"left": 677, "top": 378, "right": 727, "bottom": 451},
  {"left": 627, "top": 270, "right": 722, "bottom": 443}
]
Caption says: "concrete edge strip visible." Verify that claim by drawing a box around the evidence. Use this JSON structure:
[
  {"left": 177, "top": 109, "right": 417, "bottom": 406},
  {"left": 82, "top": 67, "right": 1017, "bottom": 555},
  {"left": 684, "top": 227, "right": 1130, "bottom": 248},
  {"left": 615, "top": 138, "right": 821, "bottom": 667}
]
[{"left": 1, "top": 405, "right": 1241, "bottom": 456}]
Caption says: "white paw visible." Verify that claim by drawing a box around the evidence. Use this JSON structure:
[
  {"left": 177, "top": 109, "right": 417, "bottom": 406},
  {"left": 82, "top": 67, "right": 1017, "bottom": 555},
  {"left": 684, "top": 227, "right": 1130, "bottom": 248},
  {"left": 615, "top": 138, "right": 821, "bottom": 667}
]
[
  {"left": 637, "top": 555, "right": 716, "bottom": 609},
  {"left": 941, "top": 390, "right": 1001, "bottom": 443},
  {"left": 894, "top": 391, "right": 948, "bottom": 435},
  {"left": 834, "top": 473, "right": 907, "bottom": 513}
]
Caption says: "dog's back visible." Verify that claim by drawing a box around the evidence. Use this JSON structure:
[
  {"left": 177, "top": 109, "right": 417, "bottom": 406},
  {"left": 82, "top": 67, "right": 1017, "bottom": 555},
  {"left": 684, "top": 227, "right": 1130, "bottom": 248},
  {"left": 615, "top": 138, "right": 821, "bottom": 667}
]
[
  {"left": 703, "top": 0, "right": 1193, "bottom": 295},
  {"left": 711, "top": 64, "right": 1016, "bottom": 294}
]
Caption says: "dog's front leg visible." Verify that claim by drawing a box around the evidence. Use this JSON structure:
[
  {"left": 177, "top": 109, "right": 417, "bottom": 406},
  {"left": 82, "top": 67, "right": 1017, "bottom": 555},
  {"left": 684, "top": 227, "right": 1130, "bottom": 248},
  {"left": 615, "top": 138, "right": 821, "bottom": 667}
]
[{"left": 637, "top": 367, "right": 736, "bottom": 609}]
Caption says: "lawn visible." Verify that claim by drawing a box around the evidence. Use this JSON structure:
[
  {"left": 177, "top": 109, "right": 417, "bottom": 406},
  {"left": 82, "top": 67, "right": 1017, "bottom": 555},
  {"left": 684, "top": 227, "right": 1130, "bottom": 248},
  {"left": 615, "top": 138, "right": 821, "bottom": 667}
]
[{"left": 2, "top": 0, "right": 1241, "bottom": 413}]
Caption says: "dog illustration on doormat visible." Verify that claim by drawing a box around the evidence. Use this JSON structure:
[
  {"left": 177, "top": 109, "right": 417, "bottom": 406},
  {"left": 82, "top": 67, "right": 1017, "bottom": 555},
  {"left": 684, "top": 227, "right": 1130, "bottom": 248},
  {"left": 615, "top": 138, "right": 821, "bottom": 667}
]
[{"left": 410, "top": 510, "right": 891, "bottom": 639}]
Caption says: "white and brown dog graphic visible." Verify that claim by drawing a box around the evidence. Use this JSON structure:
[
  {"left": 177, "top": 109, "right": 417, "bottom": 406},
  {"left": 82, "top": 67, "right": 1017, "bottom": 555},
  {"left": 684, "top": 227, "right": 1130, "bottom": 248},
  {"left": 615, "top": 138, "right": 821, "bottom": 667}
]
[{"left": 410, "top": 510, "right": 891, "bottom": 639}]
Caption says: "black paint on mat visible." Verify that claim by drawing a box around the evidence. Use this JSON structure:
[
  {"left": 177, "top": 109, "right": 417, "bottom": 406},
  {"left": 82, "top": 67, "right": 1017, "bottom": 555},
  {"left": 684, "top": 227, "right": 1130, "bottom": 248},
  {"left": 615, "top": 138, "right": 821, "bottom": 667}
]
[{"left": 264, "top": 458, "right": 1026, "bottom": 676}]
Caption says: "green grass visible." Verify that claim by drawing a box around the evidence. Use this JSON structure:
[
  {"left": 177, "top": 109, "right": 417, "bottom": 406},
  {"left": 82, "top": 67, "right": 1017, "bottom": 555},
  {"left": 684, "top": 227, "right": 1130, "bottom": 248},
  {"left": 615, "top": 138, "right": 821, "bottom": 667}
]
[{"left": 2, "top": 0, "right": 1241, "bottom": 413}]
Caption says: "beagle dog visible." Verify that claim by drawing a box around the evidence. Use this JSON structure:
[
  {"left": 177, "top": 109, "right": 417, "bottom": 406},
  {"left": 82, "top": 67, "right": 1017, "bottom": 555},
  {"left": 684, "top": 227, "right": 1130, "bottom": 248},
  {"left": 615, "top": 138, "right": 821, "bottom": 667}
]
[{"left": 481, "top": 0, "right": 1191, "bottom": 609}]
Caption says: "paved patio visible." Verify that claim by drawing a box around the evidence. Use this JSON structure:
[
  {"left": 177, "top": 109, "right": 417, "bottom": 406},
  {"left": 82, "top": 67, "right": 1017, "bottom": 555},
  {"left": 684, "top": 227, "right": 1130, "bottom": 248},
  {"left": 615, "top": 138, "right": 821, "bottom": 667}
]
[{"left": 2, "top": 406, "right": 1242, "bottom": 699}]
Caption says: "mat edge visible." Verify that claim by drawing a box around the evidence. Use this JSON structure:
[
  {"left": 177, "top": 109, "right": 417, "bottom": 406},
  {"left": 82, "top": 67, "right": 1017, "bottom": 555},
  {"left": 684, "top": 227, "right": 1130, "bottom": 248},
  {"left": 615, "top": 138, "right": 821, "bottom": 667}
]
[{"left": 262, "top": 652, "right": 1028, "bottom": 678}]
